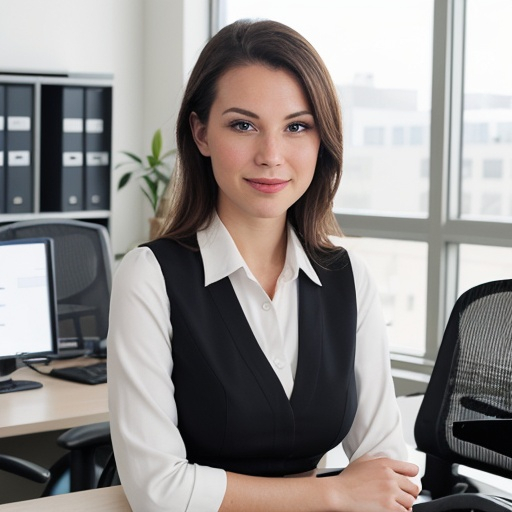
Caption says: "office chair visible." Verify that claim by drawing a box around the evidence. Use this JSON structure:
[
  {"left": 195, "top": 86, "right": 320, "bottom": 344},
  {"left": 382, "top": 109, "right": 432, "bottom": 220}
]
[
  {"left": 0, "top": 219, "right": 113, "bottom": 353},
  {"left": 412, "top": 279, "right": 512, "bottom": 511},
  {"left": 41, "top": 421, "right": 118, "bottom": 495},
  {"left": 0, "top": 424, "right": 116, "bottom": 499},
  {"left": 0, "top": 454, "right": 50, "bottom": 484}
]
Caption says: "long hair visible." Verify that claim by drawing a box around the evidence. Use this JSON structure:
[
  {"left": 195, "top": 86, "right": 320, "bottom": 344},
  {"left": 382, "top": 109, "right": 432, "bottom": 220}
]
[{"left": 162, "top": 19, "right": 343, "bottom": 261}]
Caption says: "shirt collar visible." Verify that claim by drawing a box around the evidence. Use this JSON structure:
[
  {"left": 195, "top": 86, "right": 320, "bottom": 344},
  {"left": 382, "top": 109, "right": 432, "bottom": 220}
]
[{"left": 197, "top": 212, "right": 321, "bottom": 287}]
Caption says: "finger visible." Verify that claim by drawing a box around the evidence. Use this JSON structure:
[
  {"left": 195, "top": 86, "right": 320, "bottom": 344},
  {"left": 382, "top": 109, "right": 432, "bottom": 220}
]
[
  {"left": 399, "top": 475, "right": 420, "bottom": 498},
  {"left": 387, "top": 459, "right": 420, "bottom": 478},
  {"left": 396, "top": 489, "right": 417, "bottom": 511}
]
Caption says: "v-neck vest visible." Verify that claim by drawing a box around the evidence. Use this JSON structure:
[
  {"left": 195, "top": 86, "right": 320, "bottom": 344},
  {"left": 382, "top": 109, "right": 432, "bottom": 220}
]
[{"left": 145, "top": 238, "right": 357, "bottom": 477}]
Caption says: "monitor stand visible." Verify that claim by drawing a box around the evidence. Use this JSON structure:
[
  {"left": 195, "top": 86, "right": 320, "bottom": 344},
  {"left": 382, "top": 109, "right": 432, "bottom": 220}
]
[{"left": 0, "top": 358, "right": 43, "bottom": 394}]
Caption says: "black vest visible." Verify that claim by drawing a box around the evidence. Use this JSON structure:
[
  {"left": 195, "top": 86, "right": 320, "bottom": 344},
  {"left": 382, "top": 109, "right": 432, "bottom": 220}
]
[{"left": 145, "top": 238, "right": 357, "bottom": 477}]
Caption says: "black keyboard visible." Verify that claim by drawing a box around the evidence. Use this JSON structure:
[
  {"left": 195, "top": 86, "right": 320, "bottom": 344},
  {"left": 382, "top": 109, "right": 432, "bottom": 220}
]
[{"left": 50, "top": 362, "right": 107, "bottom": 385}]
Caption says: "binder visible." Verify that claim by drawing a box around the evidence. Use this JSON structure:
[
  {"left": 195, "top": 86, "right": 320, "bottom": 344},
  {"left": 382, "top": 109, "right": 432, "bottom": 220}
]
[
  {"left": 0, "top": 85, "right": 5, "bottom": 213},
  {"left": 84, "top": 87, "right": 111, "bottom": 210},
  {"left": 5, "top": 85, "right": 33, "bottom": 213},
  {"left": 41, "top": 86, "right": 85, "bottom": 211}
]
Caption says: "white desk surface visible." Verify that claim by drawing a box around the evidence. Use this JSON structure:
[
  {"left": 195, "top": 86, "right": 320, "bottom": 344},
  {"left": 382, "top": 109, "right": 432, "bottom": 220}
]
[
  {"left": 0, "top": 486, "right": 131, "bottom": 511},
  {"left": 0, "top": 359, "right": 108, "bottom": 438}
]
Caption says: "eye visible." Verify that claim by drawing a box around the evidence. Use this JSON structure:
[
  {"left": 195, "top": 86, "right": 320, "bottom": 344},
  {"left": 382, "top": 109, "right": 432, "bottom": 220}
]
[
  {"left": 287, "top": 122, "right": 308, "bottom": 133},
  {"left": 231, "top": 121, "right": 254, "bottom": 132}
]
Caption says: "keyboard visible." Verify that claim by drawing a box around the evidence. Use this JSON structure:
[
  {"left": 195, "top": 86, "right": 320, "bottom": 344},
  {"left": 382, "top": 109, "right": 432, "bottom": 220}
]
[{"left": 50, "top": 362, "right": 107, "bottom": 385}]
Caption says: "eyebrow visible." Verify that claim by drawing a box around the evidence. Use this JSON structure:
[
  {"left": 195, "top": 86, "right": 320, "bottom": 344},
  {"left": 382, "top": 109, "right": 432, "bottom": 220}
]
[{"left": 222, "top": 107, "right": 313, "bottom": 120}]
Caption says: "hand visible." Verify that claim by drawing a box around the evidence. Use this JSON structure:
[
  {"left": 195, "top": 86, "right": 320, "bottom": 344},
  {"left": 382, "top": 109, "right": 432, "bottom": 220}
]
[{"left": 329, "top": 456, "right": 420, "bottom": 512}]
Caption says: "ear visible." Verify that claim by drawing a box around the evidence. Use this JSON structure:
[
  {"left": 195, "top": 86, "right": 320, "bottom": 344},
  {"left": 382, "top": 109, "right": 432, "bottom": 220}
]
[{"left": 189, "top": 112, "right": 211, "bottom": 157}]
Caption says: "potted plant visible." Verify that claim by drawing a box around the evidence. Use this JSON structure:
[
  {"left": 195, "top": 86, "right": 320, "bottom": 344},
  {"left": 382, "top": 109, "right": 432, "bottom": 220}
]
[{"left": 116, "top": 129, "right": 176, "bottom": 239}]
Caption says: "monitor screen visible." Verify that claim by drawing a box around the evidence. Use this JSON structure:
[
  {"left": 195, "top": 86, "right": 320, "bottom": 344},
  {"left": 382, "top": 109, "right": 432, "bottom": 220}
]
[{"left": 0, "top": 238, "right": 58, "bottom": 361}]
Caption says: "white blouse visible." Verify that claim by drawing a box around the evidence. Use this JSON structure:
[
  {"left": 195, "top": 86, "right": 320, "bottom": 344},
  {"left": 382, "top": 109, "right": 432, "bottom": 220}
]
[{"left": 108, "top": 214, "right": 409, "bottom": 512}]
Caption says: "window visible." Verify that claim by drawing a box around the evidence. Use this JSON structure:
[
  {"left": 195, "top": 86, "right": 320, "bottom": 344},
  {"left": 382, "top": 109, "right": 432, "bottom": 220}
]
[
  {"left": 496, "top": 122, "right": 512, "bottom": 143},
  {"left": 482, "top": 159, "right": 503, "bottom": 179},
  {"left": 341, "top": 237, "right": 428, "bottom": 354},
  {"left": 463, "top": 122, "right": 489, "bottom": 144},
  {"left": 461, "top": 159, "right": 472, "bottom": 178},
  {"left": 410, "top": 126, "right": 424, "bottom": 145},
  {"left": 420, "top": 159, "right": 429, "bottom": 178},
  {"left": 393, "top": 127, "right": 405, "bottom": 146},
  {"left": 363, "top": 126, "right": 385, "bottom": 146},
  {"left": 215, "top": 1, "right": 512, "bottom": 374},
  {"left": 458, "top": 244, "right": 512, "bottom": 295},
  {"left": 460, "top": 0, "right": 512, "bottom": 223}
]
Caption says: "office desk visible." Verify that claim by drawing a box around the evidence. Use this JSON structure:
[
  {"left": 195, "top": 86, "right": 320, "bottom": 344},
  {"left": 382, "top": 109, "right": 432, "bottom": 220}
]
[
  {"left": 0, "top": 486, "right": 131, "bottom": 511},
  {"left": 0, "top": 359, "right": 108, "bottom": 439}
]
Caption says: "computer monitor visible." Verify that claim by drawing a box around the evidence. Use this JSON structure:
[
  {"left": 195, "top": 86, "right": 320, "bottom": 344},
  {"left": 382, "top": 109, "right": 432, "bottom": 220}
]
[{"left": 0, "top": 237, "right": 58, "bottom": 393}]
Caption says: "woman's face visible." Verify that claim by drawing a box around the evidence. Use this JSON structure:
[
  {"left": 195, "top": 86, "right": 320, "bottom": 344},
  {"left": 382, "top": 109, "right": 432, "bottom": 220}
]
[{"left": 190, "top": 64, "right": 320, "bottom": 225}]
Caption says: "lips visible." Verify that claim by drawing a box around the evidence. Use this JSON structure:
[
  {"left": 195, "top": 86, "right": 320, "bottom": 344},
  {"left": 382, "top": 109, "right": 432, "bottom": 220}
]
[{"left": 244, "top": 177, "right": 290, "bottom": 193}]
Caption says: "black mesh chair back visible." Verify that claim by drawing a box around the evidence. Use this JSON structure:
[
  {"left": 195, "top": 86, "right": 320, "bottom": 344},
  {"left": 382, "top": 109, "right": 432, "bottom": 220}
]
[
  {"left": 413, "top": 279, "right": 512, "bottom": 511},
  {"left": 415, "top": 279, "right": 512, "bottom": 478},
  {"left": 0, "top": 219, "right": 113, "bottom": 350}
]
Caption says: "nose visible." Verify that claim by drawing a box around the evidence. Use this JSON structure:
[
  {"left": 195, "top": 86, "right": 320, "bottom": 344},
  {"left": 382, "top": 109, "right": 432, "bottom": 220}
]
[{"left": 255, "top": 134, "right": 283, "bottom": 167}]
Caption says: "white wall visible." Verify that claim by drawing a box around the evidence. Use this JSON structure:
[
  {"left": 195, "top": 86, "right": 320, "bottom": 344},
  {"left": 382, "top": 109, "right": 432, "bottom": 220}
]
[{"left": 0, "top": 0, "right": 210, "bottom": 256}]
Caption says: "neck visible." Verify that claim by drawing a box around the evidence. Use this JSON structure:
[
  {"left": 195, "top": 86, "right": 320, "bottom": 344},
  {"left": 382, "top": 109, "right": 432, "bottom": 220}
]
[{"left": 218, "top": 212, "right": 288, "bottom": 299}]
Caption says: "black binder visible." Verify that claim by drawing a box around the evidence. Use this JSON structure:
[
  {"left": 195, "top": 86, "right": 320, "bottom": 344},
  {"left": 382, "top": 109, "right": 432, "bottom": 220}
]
[
  {"left": 0, "top": 84, "right": 5, "bottom": 213},
  {"left": 5, "top": 85, "right": 33, "bottom": 213},
  {"left": 41, "top": 86, "right": 85, "bottom": 211},
  {"left": 84, "top": 87, "right": 111, "bottom": 210}
]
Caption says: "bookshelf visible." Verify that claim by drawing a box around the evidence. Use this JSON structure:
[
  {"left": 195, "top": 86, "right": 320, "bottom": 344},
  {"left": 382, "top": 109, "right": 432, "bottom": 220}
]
[{"left": 0, "top": 71, "right": 113, "bottom": 229}]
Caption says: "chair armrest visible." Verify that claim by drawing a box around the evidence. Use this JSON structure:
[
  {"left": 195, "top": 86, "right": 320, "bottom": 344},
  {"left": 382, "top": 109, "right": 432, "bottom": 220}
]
[
  {"left": 453, "top": 419, "right": 512, "bottom": 458},
  {"left": 413, "top": 493, "right": 512, "bottom": 511},
  {"left": 57, "top": 421, "right": 111, "bottom": 450},
  {"left": 0, "top": 454, "right": 50, "bottom": 483}
]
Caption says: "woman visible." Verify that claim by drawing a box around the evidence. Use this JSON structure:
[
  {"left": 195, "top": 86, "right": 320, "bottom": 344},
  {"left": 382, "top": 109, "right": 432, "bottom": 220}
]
[{"left": 108, "top": 19, "right": 420, "bottom": 512}]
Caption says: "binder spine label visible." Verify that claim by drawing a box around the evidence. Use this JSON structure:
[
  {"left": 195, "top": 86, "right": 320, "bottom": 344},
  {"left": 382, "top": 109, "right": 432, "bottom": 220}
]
[
  {"left": 8, "top": 151, "right": 30, "bottom": 166},
  {"left": 0, "top": 152, "right": 3, "bottom": 167},
  {"left": 7, "top": 116, "right": 31, "bottom": 131},
  {"left": 0, "top": 116, "right": 4, "bottom": 131},
  {"left": 86, "top": 152, "right": 109, "bottom": 166},
  {"left": 63, "top": 118, "right": 84, "bottom": 133},
  {"left": 85, "top": 119, "right": 104, "bottom": 133},
  {"left": 63, "top": 152, "right": 84, "bottom": 167}
]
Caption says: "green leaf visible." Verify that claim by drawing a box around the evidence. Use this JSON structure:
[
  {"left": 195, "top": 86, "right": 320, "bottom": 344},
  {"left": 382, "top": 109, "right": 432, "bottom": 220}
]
[
  {"left": 142, "top": 175, "right": 158, "bottom": 194},
  {"left": 152, "top": 129, "right": 163, "bottom": 159},
  {"left": 117, "top": 172, "right": 132, "bottom": 190},
  {"left": 141, "top": 189, "right": 157, "bottom": 214},
  {"left": 147, "top": 155, "right": 159, "bottom": 168},
  {"left": 153, "top": 169, "right": 170, "bottom": 184},
  {"left": 119, "top": 151, "right": 143, "bottom": 164},
  {"left": 117, "top": 128, "right": 175, "bottom": 214}
]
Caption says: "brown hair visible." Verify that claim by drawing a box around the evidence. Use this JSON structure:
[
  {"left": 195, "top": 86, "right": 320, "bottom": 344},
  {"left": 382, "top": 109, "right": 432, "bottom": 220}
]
[{"left": 162, "top": 19, "right": 343, "bottom": 261}]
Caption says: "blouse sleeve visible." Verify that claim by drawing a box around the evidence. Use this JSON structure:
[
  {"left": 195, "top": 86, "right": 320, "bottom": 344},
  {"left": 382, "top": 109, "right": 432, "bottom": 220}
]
[
  {"left": 341, "top": 249, "right": 409, "bottom": 463},
  {"left": 107, "top": 247, "right": 227, "bottom": 512}
]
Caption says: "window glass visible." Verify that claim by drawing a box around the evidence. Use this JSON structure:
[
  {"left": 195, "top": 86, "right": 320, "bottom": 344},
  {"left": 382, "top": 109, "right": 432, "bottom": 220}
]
[
  {"left": 458, "top": 244, "right": 512, "bottom": 296},
  {"left": 460, "top": 0, "right": 512, "bottom": 221},
  {"left": 220, "top": 0, "right": 434, "bottom": 216},
  {"left": 340, "top": 237, "right": 428, "bottom": 354}
]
